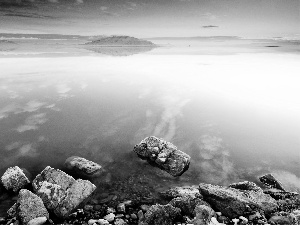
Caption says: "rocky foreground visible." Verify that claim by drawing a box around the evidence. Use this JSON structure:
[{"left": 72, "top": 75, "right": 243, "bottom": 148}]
[{"left": 0, "top": 136, "right": 299, "bottom": 225}]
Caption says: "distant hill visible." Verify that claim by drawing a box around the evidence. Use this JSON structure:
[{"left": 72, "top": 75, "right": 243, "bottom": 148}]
[{"left": 84, "top": 36, "right": 155, "bottom": 46}]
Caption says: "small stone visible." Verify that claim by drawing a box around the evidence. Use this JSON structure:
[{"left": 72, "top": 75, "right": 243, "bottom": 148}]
[
  {"left": 104, "top": 213, "right": 115, "bottom": 222},
  {"left": 117, "top": 203, "right": 126, "bottom": 213},
  {"left": 94, "top": 205, "right": 102, "bottom": 211},
  {"left": 130, "top": 213, "right": 137, "bottom": 220},
  {"left": 28, "top": 217, "right": 47, "bottom": 225},
  {"left": 84, "top": 204, "right": 94, "bottom": 211},
  {"left": 1, "top": 166, "right": 30, "bottom": 192},
  {"left": 137, "top": 210, "right": 144, "bottom": 220},
  {"left": 239, "top": 216, "right": 248, "bottom": 224},
  {"left": 98, "top": 219, "right": 109, "bottom": 225},
  {"left": 216, "top": 212, "right": 222, "bottom": 216},
  {"left": 107, "top": 207, "right": 116, "bottom": 214},
  {"left": 114, "top": 218, "right": 127, "bottom": 225},
  {"left": 232, "top": 218, "right": 239, "bottom": 225},
  {"left": 112, "top": 195, "right": 118, "bottom": 201},
  {"left": 140, "top": 205, "right": 150, "bottom": 212},
  {"left": 115, "top": 214, "right": 124, "bottom": 218},
  {"left": 88, "top": 219, "right": 98, "bottom": 225},
  {"left": 123, "top": 200, "right": 133, "bottom": 206}
]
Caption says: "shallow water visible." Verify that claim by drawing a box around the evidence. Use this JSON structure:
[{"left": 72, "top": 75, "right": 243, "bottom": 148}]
[{"left": 0, "top": 37, "right": 300, "bottom": 215}]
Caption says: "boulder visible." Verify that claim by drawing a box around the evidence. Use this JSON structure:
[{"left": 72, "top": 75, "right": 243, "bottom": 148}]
[
  {"left": 138, "top": 204, "right": 181, "bottom": 225},
  {"left": 1, "top": 166, "right": 30, "bottom": 192},
  {"left": 191, "top": 204, "right": 216, "bottom": 225},
  {"left": 259, "top": 174, "right": 286, "bottom": 191},
  {"left": 199, "top": 183, "right": 278, "bottom": 219},
  {"left": 160, "top": 185, "right": 202, "bottom": 200},
  {"left": 16, "top": 189, "right": 49, "bottom": 225},
  {"left": 64, "top": 156, "right": 103, "bottom": 178},
  {"left": 32, "top": 166, "right": 96, "bottom": 218},
  {"left": 133, "top": 136, "right": 190, "bottom": 177}
]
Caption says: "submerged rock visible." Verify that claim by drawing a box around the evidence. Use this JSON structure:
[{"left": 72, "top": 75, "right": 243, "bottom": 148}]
[
  {"left": 138, "top": 204, "right": 181, "bottom": 225},
  {"left": 64, "top": 156, "right": 103, "bottom": 178},
  {"left": 32, "top": 166, "right": 96, "bottom": 218},
  {"left": 1, "top": 166, "right": 30, "bottom": 192},
  {"left": 16, "top": 189, "right": 49, "bottom": 225},
  {"left": 259, "top": 173, "right": 286, "bottom": 191},
  {"left": 160, "top": 185, "right": 202, "bottom": 200},
  {"left": 199, "top": 182, "right": 278, "bottom": 218},
  {"left": 133, "top": 136, "right": 191, "bottom": 177}
]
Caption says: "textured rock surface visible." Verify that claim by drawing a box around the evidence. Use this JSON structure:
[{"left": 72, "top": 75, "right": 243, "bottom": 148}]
[
  {"left": 32, "top": 166, "right": 96, "bottom": 218},
  {"left": 169, "top": 195, "right": 208, "bottom": 217},
  {"left": 229, "top": 181, "right": 262, "bottom": 192},
  {"left": 191, "top": 204, "right": 216, "bottom": 225},
  {"left": 27, "top": 217, "right": 47, "bottom": 225},
  {"left": 133, "top": 136, "right": 191, "bottom": 177},
  {"left": 138, "top": 204, "right": 181, "bottom": 225},
  {"left": 1, "top": 166, "right": 30, "bottom": 192},
  {"left": 259, "top": 173, "right": 286, "bottom": 191},
  {"left": 264, "top": 188, "right": 299, "bottom": 200},
  {"left": 160, "top": 185, "right": 202, "bottom": 200},
  {"left": 16, "top": 189, "right": 49, "bottom": 225},
  {"left": 199, "top": 183, "right": 278, "bottom": 218},
  {"left": 64, "top": 156, "right": 103, "bottom": 178}
]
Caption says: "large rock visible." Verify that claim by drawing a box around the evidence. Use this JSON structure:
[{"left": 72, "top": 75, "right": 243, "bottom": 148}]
[
  {"left": 32, "top": 166, "right": 96, "bottom": 218},
  {"left": 259, "top": 174, "right": 286, "bottom": 191},
  {"left": 160, "top": 185, "right": 202, "bottom": 200},
  {"left": 1, "top": 166, "right": 30, "bottom": 192},
  {"left": 64, "top": 156, "right": 103, "bottom": 178},
  {"left": 138, "top": 204, "right": 181, "bottom": 225},
  {"left": 16, "top": 189, "right": 49, "bottom": 225},
  {"left": 133, "top": 136, "right": 191, "bottom": 177},
  {"left": 264, "top": 188, "right": 299, "bottom": 200},
  {"left": 199, "top": 182, "right": 278, "bottom": 219}
]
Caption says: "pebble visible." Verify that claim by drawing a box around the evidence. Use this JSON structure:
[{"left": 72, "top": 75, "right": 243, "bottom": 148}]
[
  {"left": 249, "top": 212, "right": 261, "bottom": 221},
  {"left": 115, "top": 214, "right": 124, "bottom": 218},
  {"left": 84, "top": 204, "right": 94, "bottom": 211},
  {"left": 107, "top": 207, "right": 116, "bottom": 214},
  {"left": 114, "top": 218, "right": 127, "bottom": 225},
  {"left": 216, "top": 212, "right": 222, "bottom": 216},
  {"left": 94, "top": 204, "right": 102, "bottom": 211},
  {"left": 137, "top": 210, "right": 144, "bottom": 220},
  {"left": 239, "top": 216, "right": 248, "bottom": 224},
  {"left": 103, "top": 213, "right": 115, "bottom": 222},
  {"left": 130, "top": 213, "right": 137, "bottom": 220},
  {"left": 140, "top": 204, "right": 150, "bottom": 212},
  {"left": 112, "top": 195, "right": 118, "bottom": 201},
  {"left": 117, "top": 203, "right": 126, "bottom": 213},
  {"left": 123, "top": 200, "right": 133, "bottom": 206},
  {"left": 98, "top": 219, "right": 109, "bottom": 225},
  {"left": 88, "top": 219, "right": 98, "bottom": 225}
]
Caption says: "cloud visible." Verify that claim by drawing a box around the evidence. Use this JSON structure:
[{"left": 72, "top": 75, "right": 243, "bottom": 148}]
[
  {"left": 100, "top": 6, "right": 108, "bottom": 11},
  {"left": 16, "top": 113, "right": 47, "bottom": 132}
]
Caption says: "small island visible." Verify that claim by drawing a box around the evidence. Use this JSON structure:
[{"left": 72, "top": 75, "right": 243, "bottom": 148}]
[{"left": 84, "top": 36, "right": 155, "bottom": 47}]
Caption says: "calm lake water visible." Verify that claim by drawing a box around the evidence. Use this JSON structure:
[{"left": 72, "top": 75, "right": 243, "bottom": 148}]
[{"left": 0, "top": 37, "right": 300, "bottom": 215}]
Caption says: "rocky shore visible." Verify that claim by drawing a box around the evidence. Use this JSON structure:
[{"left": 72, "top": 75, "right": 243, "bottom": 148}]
[{"left": 0, "top": 136, "right": 299, "bottom": 225}]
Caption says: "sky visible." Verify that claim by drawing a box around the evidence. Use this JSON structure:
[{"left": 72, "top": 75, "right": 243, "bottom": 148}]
[{"left": 0, "top": 0, "right": 299, "bottom": 38}]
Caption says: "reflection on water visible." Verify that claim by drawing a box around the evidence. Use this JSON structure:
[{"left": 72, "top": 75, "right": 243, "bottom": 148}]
[
  {"left": 0, "top": 40, "right": 300, "bottom": 215},
  {"left": 85, "top": 46, "right": 156, "bottom": 56}
]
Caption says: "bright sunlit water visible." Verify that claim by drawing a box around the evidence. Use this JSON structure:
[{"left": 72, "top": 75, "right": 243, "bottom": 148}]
[{"left": 0, "top": 39, "right": 300, "bottom": 215}]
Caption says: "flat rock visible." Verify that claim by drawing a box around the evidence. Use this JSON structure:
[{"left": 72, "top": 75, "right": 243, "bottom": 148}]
[
  {"left": 259, "top": 173, "right": 286, "bottom": 191},
  {"left": 133, "top": 136, "right": 191, "bottom": 177},
  {"left": 64, "top": 156, "right": 103, "bottom": 178},
  {"left": 229, "top": 181, "right": 262, "bottom": 192},
  {"left": 1, "top": 166, "right": 30, "bottom": 192},
  {"left": 199, "top": 182, "right": 278, "bottom": 218},
  {"left": 263, "top": 188, "right": 299, "bottom": 200},
  {"left": 32, "top": 166, "right": 96, "bottom": 218},
  {"left": 16, "top": 189, "right": 49, "bottom": 225},
  {"left": 138, "top": 204, "right": 181, "bottom": 225},
  {"left": 160, "top": 186, "right": 202, "bottom": 200}
]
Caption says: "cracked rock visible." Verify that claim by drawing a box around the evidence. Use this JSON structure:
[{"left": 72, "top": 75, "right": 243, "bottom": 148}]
[
  {"left": 32, "top": 166, "right": 96, "bottom": 218},
  {"left": 133, "top": 136, "right": 191, "bottom": 177}
]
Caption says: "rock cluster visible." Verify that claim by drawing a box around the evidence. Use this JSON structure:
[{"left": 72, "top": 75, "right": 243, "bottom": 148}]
[
  {"left": 32, "top": 166, "right": 96, "bottom": 218},
  {"left": 133, "top": 136, "right": 191, "bottom": 177}
]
